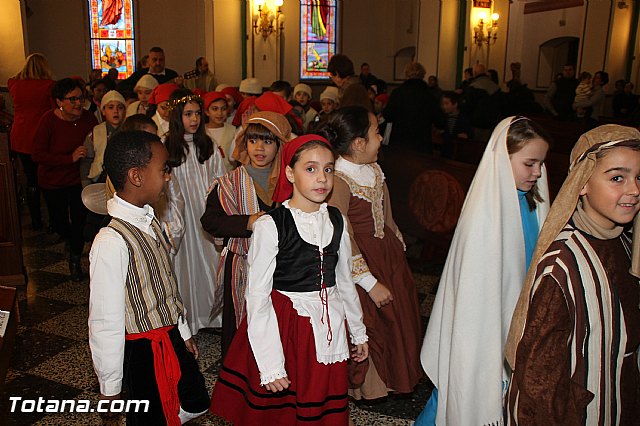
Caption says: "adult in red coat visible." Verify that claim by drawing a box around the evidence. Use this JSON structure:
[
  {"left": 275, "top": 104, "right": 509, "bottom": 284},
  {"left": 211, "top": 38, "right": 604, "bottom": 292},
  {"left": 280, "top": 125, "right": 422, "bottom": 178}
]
[
  {"left": 32, "top": 78, "right": 98, "bottom": 281},
  {"left": 8, "top": 53, "right": 55, "bottom": 230}
]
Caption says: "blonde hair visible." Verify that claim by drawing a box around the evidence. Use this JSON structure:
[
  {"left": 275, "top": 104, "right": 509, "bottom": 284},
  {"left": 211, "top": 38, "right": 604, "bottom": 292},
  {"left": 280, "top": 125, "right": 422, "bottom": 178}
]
[
  {"left": 14, "top": 53, "right": 52, "bottom": 80},
  {"left": 404, "top": 61, "right": 426, "bottom": 80}
]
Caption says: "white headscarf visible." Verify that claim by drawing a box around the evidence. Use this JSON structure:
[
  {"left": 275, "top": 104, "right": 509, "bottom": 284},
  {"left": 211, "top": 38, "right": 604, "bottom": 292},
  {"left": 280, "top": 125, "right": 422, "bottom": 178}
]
[{"left": 420, "top": 116, "right": 550, "bottom": 425}]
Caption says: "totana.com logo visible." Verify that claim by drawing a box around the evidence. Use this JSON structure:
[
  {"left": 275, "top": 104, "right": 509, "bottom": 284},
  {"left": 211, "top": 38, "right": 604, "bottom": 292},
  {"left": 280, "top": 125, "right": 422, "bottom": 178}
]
[{"left": 9, "top": 397, "right": 149, "bottom": 413}]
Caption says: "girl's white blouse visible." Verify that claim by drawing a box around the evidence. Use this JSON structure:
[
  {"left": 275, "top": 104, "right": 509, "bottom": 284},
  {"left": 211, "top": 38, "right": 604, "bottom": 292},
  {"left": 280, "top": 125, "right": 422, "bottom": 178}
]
[{"left": 246, "top": 201, "right": 368, "bottom": 385}]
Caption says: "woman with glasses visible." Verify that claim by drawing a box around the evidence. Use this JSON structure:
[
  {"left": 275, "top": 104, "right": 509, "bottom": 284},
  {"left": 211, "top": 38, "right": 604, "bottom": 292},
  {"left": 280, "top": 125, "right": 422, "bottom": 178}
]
[
  {"left": 32, "top": 78, "right": 98, "bottom": 281},
  {"left": 8, "top": 53, "right": 56, "bottom": 231}
]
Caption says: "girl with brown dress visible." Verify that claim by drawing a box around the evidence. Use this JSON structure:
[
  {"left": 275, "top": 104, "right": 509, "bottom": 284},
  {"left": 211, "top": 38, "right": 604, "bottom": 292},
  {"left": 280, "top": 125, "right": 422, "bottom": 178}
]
[{"left": 320, "top": 105, "right": 423, "bottom": 399}]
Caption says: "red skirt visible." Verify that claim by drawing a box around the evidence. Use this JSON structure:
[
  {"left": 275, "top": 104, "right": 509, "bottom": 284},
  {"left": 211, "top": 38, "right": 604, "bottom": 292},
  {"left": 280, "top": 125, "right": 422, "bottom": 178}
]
[{"left": 210, "top": 290, "right": 349, "bottom": 426}]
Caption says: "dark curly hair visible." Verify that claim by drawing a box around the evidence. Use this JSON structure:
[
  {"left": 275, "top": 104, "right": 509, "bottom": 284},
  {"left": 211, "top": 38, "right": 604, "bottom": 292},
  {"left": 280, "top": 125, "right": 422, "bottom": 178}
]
[
  {"left": 316, "top": 105, "right": 371, "bottom": 156},
  {"left": 164, "top": 88, "right": 214, "bottom": 167},
  {"left": 104, "top": 130, "right": 161, "bottom": 190},
  {"left": 52, "top": 78, "right": 85, "bottom": 101}
]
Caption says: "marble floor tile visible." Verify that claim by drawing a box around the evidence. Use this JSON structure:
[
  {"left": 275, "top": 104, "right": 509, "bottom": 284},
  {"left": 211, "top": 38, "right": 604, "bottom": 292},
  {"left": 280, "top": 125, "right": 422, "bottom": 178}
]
[
  {"left": 28, "top": 343, "right": 98, "bottom": 391},
  {"left": 34, "top": 305, "right": 89, "bottom": 342},
  {"left": 11, "top": 329, "right": 77, "bottom": 372},
  {"left": 37, "top": 281, "right": 89, "bottom": 306}
]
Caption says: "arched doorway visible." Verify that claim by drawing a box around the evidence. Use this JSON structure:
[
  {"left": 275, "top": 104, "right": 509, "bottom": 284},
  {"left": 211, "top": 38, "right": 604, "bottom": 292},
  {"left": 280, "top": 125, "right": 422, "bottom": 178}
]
[{"left": 536, "top": 36, "right": 579, "bottom": 88}]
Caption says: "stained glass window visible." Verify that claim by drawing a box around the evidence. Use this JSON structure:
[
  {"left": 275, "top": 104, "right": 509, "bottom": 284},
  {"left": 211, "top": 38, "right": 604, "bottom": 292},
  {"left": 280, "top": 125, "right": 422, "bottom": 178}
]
[
  {"left": 300, "top": 0, "right": 338, "bottom": 80},
  {"left": 88, "top": 0, "right": 136, "bottom": 78}
]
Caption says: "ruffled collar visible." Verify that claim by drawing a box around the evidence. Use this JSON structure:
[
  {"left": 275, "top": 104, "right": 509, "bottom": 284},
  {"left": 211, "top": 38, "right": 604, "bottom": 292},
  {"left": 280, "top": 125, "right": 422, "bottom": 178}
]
[
  {"left": 283, "top": 199, "right": 328, "bottom": 218},
  {"left": 335, "top": 156, "right": 382, "bottom": 187}
]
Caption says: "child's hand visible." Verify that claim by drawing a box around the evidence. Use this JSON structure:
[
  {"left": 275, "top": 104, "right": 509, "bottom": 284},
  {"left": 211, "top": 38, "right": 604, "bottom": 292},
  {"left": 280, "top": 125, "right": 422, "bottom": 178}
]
[
  {"left": 72, "top": 146, "right": 87, "bottom": 162},
  {"left": 368, "top": 282, "right": 393, "bottom": 308},
  {"left": 184, "top": 338, "right": 199, "bottom": 359},
  {"left": 264, "top": 377, "right": 291, "bottom": 392},
  {"left": 351, "top": 342, "right": 369, "bottom": 362},
  {"left": 247, "top": 211, "right": 265, "bottom": 231}
]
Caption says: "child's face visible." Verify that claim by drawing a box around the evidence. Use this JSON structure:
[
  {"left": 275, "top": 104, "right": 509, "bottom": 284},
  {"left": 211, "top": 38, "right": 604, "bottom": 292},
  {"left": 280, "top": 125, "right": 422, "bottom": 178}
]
[
  {"left": 441, "top": 97, "right": 457, "bottom": 114},
  {"left": 224, "top": 94, "right": 236, "bottom": 109},
  {"left": 359, "top": 113, "right": 382, "bottom": 164},
  {"left": 580, "top": 146, "right": 640, "bottom": 229},
  {"left": 102, "top": 101, "right": 126, "bottom": 126},
  {"left": 140, "top": 142, "right": 171, "bottom": 205},
  {"left": 321, "top": 98, "right": 336, "bottom": 114},
  {"left": 582, "top": 76, "right": 592, "bottom": 85},
  {"left": 182, "top": 101, "right": 202, "bottom": 134},
  {"left": 509, "top": 137, "right": 549, "bottom": 192},
  {"left": 285, "top": 145, "right": 335, "bottom": 212},
  {"left": 135, "top": 87, "right": 152, "bottom": 105},
  {"left": 92, "top": 84, "right": 108, "bottom": 103},
  {"left": 294, "top": 91, "right": 310, "bottom": 106},
  {"left": 247, "top": 137, "right": 278, "bottom": 169},
  {"left": 205, "top": 100, "right": 228, "bottom": 127},
  {"left": 157, "top": 101, "right": 171, "bottom": 121}
]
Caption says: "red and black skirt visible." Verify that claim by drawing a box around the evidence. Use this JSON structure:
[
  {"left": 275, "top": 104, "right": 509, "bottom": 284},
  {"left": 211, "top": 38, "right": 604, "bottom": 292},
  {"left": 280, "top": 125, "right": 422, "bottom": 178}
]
[{"left": 210, "top": 290, "right": 349, "bottom": 425}]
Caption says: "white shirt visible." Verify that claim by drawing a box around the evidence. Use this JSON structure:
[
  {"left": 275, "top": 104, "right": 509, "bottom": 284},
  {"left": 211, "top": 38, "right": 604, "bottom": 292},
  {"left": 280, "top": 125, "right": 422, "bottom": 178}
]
[
  {"left": 246, "top": 201, "right": 368, "bottom": 385},
  {"left": 153, "top": 111, "right": 169, "bottom": 138},
  {"left": 88, "top": 195, "right": 191, "bottom": 396}
]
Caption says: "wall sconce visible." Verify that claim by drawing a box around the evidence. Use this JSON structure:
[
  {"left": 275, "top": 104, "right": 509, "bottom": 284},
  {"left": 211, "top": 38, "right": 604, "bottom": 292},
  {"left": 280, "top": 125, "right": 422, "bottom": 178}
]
[
  {"left": 253, "top": 0, "right": 284, "bottom": 40},
  {"left": 474, "top": 11, "right": 499, "bottom": 46}
]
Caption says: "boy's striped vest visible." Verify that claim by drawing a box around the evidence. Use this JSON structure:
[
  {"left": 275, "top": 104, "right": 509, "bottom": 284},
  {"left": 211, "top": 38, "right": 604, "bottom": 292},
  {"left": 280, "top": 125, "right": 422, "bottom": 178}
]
[{"left": 108, "top": 217, "right": 185, "bottom": 333}]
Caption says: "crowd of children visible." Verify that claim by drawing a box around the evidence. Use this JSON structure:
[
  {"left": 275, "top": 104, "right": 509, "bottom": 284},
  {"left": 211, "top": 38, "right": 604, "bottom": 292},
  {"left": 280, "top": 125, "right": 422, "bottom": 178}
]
[{"left": 6, "top": 51, "right": 638, "bottom": 424}]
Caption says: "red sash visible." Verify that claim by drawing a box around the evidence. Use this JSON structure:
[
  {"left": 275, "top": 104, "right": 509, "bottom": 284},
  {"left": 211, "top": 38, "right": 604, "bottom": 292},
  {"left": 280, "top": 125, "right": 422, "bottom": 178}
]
[{"left": 126, "top": 325, "right": 181, "bottom": 426}]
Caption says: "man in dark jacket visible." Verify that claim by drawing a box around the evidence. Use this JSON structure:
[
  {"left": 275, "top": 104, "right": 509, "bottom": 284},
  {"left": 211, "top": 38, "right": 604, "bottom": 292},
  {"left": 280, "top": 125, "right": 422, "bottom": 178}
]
[
  {"left": 383, "top": 61, "right": 439, "bottom": 153},
  {"left": 118, "top": 47, "right": 180, "bottom": 92},
  {"left": 544, "top": 64, "right": 579, "bottom": 120}
]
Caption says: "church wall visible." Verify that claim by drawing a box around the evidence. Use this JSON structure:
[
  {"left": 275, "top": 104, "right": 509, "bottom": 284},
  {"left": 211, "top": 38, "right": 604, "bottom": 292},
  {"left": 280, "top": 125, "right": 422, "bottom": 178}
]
[
  {"left": 24, "top": 0, "right": 88, "bottom": 80},
  {"left": 0, "top": 0, "right": 28, "bottom": 83}
]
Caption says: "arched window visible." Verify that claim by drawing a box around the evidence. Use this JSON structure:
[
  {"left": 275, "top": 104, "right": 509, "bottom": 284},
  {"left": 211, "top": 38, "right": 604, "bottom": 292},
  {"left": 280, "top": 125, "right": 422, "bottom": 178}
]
[
  {"left": 88, "top": 0, "right": 136, "bottom": 78},
  {"left": 299, "top": 0, "right": 338, "bottom": 80}
]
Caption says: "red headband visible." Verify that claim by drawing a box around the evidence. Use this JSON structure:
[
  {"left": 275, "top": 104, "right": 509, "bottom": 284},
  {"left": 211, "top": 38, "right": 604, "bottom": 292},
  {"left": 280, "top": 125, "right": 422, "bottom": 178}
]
[
  {"left": 255, "top": 91, "right": 292, "bottom": 115},
  {"left": 203, "top": 91, "right": 227, "bottom": 110},
  {"left": 272, "top": 134, "right": 331, "bottom": 203},
  {"left": 232, "top": 96, "right": 256, "bottom": 127},
  {"left": 148, "top": 83, "right": 179, "bottom": 105}
]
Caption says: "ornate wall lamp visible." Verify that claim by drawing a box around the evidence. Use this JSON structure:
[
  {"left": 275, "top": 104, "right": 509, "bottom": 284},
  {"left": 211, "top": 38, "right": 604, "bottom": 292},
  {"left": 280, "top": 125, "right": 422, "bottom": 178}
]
[
  {"left": 474, "top": 10, "right": 499, "bottom": 46},
  {"left": 253, "top": 0, "right": 284, "bottom": 40}
]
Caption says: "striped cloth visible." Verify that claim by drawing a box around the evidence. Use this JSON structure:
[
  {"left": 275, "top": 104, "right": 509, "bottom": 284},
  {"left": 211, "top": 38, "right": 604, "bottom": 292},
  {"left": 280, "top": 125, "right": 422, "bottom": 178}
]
[
  {"left": 506, "top": 223, "right": 633, "bottom": 425},
  {"left": 108, "top": 217, "right": 185, "bottom": 333},
  {"left": 209, "top": 166, "right": 260, "bottom": 326}
]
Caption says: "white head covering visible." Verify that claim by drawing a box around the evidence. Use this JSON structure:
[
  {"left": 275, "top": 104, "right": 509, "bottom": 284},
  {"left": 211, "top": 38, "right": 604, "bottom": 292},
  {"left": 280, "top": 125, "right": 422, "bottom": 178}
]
[
  {"left": 420, "top": 116, "right": 550, "bottom": 425},
  {"left": 135, "top": 74, "right": 159, "bottom": 91},
  {"left": 239, "top": 78, "right": 262, "bottom": 95},
  {"left": 100, "top": 90, "right": 125, "bottom": 109},
  {"left": 320, "top": 86, "right": 338, "bottom": 103},
  {"left": 293, "top": 83, "right": 312, "bottom": 98},
  {"left": 215, "top": 83, "right": 230, "bottom": 92}
]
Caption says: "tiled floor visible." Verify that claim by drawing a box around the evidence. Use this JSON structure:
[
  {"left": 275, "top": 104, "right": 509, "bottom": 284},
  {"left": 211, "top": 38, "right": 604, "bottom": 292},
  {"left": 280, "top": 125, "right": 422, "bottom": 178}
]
[{"left": 2, "top": 205, "right": 439, "bottom": 425}]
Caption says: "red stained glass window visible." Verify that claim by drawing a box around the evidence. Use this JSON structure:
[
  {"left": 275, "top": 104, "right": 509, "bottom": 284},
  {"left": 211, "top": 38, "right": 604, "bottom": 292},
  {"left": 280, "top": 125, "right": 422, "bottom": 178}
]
[
  {"left": 88, "top": 0, "right": 136, "bottom": 78},
  {"left": 300, "top": 0, "right": 338, "bottom": 80}
]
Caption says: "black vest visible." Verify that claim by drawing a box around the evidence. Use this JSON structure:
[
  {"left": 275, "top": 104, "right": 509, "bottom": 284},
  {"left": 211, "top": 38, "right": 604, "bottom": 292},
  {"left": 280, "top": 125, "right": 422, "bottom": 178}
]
[{"left": 268, "top": 206, "right": 343, "bottom": 293}]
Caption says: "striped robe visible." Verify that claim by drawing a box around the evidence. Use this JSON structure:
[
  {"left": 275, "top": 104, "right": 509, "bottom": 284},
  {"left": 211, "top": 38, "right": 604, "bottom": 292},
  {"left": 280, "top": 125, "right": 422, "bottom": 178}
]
[{"left": 506, "top": 223, "right": 640, "bottom": 425}]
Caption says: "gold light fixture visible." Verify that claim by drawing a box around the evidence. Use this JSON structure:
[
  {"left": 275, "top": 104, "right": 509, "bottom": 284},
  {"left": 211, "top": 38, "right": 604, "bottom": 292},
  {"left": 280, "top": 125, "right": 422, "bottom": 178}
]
[
  {"left": 474, "top": 11, "right": 499, "bottom": 46},
  {"left": 253, "top": 0, "right": 284, "bottom": 40}
]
